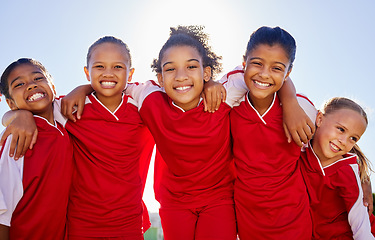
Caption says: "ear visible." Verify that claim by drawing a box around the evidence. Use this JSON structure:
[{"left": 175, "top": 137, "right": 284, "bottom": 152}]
[
  {"left": 315, "top": 111, "right": 324, "bottom": 128},
  {"left": 157, "top": 73, "right": 163, "bottom": 87},
  {"left": 242, "top": 61, "right": 246, "bottom": 69},
  {"left": 203, "top": 66, "right": 212, "bottom": 83},
  {"left": 127, "top": 68, "right": 135, "bottom": 83},
  {"left": 6, "top": 98, "right": 18, "bottom": 110},
  {"left": 284, "top": 66, "right": 293, "bottom": 81},
  {"left": 51, "top": 83, "right": 57, "bottom": 99},
  {"left": 84, "top": 66, "right": 90, "bottom": 82}
]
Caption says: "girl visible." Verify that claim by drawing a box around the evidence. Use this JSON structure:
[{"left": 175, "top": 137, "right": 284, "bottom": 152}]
[
  {"left": 0, "top": 58, "right": 73, "bottom": 239},
  {"left": 129, "top": 25, "right": 237, "bottom": 240},
  {"left": 301, "top": 97, "right": 374, "bottom": 239},
  {"left": 222, "top": 26, "right": 314, "bottom": 239}
]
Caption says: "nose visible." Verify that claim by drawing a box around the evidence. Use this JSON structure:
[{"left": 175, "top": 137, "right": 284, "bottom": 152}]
[
  {"left": 27, "top": 83, "right": 38, "bottom": 91},
  {"left": 103, "top": 68, "right": 114, "bottom": 77},
  {"left": 338, "top": 135, "right": 348, "bottom": 147},
  {"left": 258, "top": 68, "right": 270, "bottom": 79},
  {"left": 175, "top": 68, "right": 188, "bottom": 81}
]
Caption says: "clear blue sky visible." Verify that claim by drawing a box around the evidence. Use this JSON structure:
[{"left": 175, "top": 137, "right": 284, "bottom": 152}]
[{"left": 1, "top": 0, "right": 374, "bottom": 212}]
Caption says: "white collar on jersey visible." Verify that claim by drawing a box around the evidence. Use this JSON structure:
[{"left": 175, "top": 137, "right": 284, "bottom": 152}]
[{"left": 171, "top": 97, "right": 203, "bottom": 112}]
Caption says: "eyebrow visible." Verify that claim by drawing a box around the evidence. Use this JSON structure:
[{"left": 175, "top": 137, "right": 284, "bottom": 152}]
[
  {"left": 10, "top": 71, "right": 43, "bottom": 86},
  {"left": 162, "top": 58, "right": 200, "bottom": 68},
  {"left": 249, "top": 57, "right": 287, "bottom": 68},
  {"left": 336, "top": 121, "right": 361, "bottom": 139}
]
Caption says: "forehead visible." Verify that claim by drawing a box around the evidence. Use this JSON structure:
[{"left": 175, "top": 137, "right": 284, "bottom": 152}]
[
  {"left": 162, "top": 45, "right": 202, "bottom": 62},
  {"left": 8, "top": 64, "right": 44, "bottom": 81},
  {"left": 90, "top": 42, "right": 130, "bottom": 63},
  {"left": 326, "top": 108, "right": 367, "bottom": 134},
  {"left": 248, "top": 44, "right": 289, "bottom": 62}
]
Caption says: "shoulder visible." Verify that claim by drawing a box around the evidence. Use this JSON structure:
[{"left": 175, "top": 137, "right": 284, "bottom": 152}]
[{"left": 296, "top": 94, "right": 318, "bottom": 122}]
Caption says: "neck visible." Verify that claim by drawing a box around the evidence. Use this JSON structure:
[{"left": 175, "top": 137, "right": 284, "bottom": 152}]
[
  {"left": 35, "top": 108, "right": 55, "bottom": 125},
  {"left": 94, "top": 92, "right": 122, "bottom": 112},
  {"left": 310, "top": 140, "right": 343, "bottom": 167},
  {"left": 248, "top": 92, "right": 274, "bottom": 115}
]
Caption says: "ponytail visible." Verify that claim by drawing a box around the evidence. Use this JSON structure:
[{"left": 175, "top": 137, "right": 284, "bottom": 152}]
[{"left": 350, "top": 144, "right": 372, "bottom": 183}]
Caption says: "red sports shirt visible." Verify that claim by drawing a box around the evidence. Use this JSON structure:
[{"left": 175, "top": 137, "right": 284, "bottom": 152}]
[
  {"left": 301, "top": 144, "right": 375, "bottom": 239},
  {"left": 127, "top": 81, "right": 235, "bottom": 209},
  {"left": 55, "top": 93, "right": 154, "bottom": 238},
  {"left": 9, "top": 116, "right": 73, "bottom": 239},
  {"left": 223, "top": 67, "right": 312, "bottom": 239}
]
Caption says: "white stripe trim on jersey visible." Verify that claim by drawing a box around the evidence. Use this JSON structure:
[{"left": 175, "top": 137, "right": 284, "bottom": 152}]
[
  {"left": 348, "top": 163, "right": 375, "bottom": 239},
  {"left": 245, "top": 92, "right": 276, "bottom": 125},
  {"left": 323, "top": 152, "right": 357, "bottom": 169},
  {"left": 90, "top": 92, "right": 123, "bottom": 121},
  {"left": 0, "top": 134, "right": 24, "bottom": 226},
  {"left": 171, "top": 98, "right": 203, "bottom": 113},
  {"left": 33, "top": 115, "right": 65, "bottom": 136},
  {"left": 308, "top": 141, "right": 326, "bottom": 176}
]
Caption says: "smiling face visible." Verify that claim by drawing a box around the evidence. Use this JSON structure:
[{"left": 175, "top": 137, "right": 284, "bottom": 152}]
[
  {"left": 158, "top": 45, "right": 211, "bottom": 111},
  {"left": 84, "top": 42, "right": 134, "bottom": 108},
  {"left": 6, "top": 63, "right": 56, "bottom": 120},
  {"left": 312, "top": 108, "right": 367, "bottom": 166},
  {"left": 243, "top": 43, "right": 292, "bottom": 109}
]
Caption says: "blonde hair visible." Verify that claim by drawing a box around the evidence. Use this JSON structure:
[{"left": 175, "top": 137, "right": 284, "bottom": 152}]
[{"left": 322, "top": 97, "right": 371, "bottom": 183}]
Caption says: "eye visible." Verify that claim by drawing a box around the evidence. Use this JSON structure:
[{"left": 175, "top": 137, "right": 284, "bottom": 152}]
[
  {"left": 14, "top": 82, "right": 24, "bottom": 88},
  {"left": 272, "top": 66, "right": 284, "bottom": 72},
  {"left": 250, "top": 61, "right": 262, "bottom": 66},
  {"left": 350, "top": 136, "right": 358, "bottom": 142},
  {"left": 337, "top": 126, "right": 345, "bottom": 132},
  {"left": 114, "top": 65, "right": 124, "bottom": 69},
  {"left": 165, "top": 68, "right": 175, "bottom": 72},
  {"left": 34, "top": 76, "right": 44, "bottom": 81},
  {"left": 94, "top": 65, "right": 104, "bottom": 69},
  {"left": 187, "top": 65, "right": 198, "bottom": 69}
]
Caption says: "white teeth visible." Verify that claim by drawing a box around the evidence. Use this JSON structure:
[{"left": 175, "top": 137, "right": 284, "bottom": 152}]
[
  {"left": 176, "top": 86, "right": 191, "bottom": 91},
  {"left": 28, "top": 93, "right": 44, "bottom": 102},
  {"left": 254, "top": 80, "right": 271, "bottom": 87},
  {"left": 331, "top": 143, "right": 340, "bottom": 151},
  {"left": 101, "top": 81, "right": 116, "bottom": 87}
]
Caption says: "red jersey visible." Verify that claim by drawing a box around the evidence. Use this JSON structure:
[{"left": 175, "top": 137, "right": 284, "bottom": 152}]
[
  {"left": 54, "top": 93, "right": 154, "bottom": 238},
  {"left": 127, "top": 81, "right": 235, "bottom": 209},
  {"left": 224, "top": 67, "right": 312, "bottom": 239},
  {"left": 8, "top": 116, "right": 73, "bottom": 240},
  {"left": 301, "top": 144, "right": 375, "bottom": 239}
]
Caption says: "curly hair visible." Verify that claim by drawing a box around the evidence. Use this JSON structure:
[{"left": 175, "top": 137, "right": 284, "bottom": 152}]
[{"left": 151, "top": 25, "right": 222, "bottom": 80}]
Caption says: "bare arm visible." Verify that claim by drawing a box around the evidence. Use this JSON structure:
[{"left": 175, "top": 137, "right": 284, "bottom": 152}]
[
  {"left": 0, "top": 224, "right": 9, "bottom": 240},
  {"left": 278, "top": 78, "right": 315, "bottom": 147},
  {"left": 61, "top": 84, "right": 93, "bottom": 122},
  {"left": 202, "top": 80, "right": 227, "bottom": 113},
  {"left": 362, "top": 177, "right": 374, "bottom": 215},
  {"left": 0, "top": 110, "right": 37, "bottom": 160}
]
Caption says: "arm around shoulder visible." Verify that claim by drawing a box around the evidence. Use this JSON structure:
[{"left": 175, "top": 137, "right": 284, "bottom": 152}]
[
  {"left": 0, "top": 224, "right": 9, "bottom": 240},
  {"left": 279, "top": 78, "right": 316, "bottom": 147},
  {"left": 0, "top": 110, "right": 37, "bottom": 160}
]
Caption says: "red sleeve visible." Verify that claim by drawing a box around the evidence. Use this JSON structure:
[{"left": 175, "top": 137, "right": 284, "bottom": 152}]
[{"left": 331, "top": 165, "right": 359, "bottom": 212}]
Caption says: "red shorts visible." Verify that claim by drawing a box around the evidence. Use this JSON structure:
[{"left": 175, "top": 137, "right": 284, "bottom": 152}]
[{"left": 159, "top": 199, "right": 236, "bottom": 240}]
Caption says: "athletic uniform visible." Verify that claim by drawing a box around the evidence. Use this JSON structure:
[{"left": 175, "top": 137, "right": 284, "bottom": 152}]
[
  {"left": 54, "top": 93, "right": 154, "bottom": 239},
  {"left": 0, "top": 115, "right": 73, "bottom": 240},
  {"left": 126, "top": 81, "right": 237, "bottom": 240},
  {"left": 222, "top": 67, "right": 312, "bottom": 240},
  {"left": 301, "top": 143, "right": 375, "bottom": 239}
]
